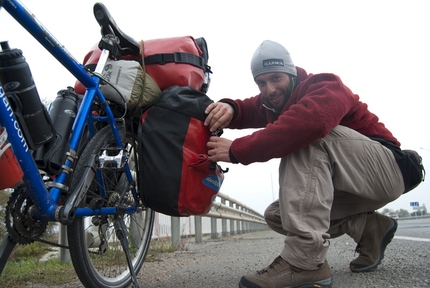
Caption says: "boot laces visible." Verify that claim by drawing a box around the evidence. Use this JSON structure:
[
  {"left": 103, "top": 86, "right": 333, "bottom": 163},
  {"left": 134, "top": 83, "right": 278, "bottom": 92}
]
[
  {"left": 256, "top": 256, "right": 286, "bottom": 275},
  {"left": 256, "top": 256, "right": 306, "bottom": 284}
]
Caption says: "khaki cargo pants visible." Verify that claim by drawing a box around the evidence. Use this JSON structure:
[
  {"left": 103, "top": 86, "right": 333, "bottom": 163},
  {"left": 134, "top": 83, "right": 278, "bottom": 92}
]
[{"left": 264, "top": 125, "right": 404, "bottom": 270}]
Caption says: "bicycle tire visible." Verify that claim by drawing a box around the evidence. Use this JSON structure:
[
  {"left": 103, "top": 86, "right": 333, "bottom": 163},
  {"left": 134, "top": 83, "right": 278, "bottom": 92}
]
[{"left": 67, "top": 124, "right": 154, "bottom": 288}]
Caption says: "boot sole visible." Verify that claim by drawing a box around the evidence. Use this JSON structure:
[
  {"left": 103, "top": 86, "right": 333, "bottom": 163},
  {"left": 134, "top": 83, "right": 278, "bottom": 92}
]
[
  {"left": 350, "top": 219, "right": 398, "bottom": 272},
  {"left": 238, "top": 277, "right": 332, "bottom": 288},
  {"left": 288, "top": 278, "right": 332, "bottom": 288}
]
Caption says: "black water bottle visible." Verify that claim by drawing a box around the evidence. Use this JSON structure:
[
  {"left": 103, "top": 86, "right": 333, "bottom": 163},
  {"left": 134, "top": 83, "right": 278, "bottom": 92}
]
[
  {"left": 33, "top": 87, "right": 79, "bottom": 175},
  {"left": 0, "top": 41, "right": 55, "bottom": 150}
]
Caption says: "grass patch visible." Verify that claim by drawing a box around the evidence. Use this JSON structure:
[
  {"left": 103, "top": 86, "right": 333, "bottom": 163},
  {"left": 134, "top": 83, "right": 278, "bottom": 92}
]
[
  {"left": 150, "top": 240, "right": 176, "bottom": 254},
  {"left": 0, "top": 236, "right": 187, "bottom": 286},
  {"left": 0, "top": 257, "right": 77, "bottom": 287},
  {"left": 144, "top": 238, "right": 176, "bottom": 262},
  {"left": 0, "top": 239, "right": 78, "bottom": 287}
]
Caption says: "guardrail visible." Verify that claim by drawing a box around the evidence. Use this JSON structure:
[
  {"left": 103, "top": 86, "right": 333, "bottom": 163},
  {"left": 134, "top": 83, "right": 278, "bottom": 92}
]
[
  {"left": 155, "top": 192, "right": 269, "bottom": 248},
  {"left": 398, "top": 214, "right": 430, "bottom": 220},
  {"left": 56, "top": 192, "right": 268, "bottom": 261}
]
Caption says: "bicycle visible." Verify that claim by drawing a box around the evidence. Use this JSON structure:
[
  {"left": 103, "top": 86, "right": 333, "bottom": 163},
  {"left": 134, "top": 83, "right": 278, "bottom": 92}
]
[{"left": 0, "top": 1, "right": 155, "bottom": 287}]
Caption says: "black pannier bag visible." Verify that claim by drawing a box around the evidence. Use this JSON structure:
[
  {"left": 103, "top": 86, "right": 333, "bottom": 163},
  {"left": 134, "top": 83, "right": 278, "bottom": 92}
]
[{"left": 138, "top": 85, "right": 226, "bottom": 216}]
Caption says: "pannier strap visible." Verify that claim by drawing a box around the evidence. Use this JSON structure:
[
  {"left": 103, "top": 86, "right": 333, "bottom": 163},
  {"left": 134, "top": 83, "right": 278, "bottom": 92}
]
[{"left": 144, "top": 52, "right": 206, "bottom": 71}]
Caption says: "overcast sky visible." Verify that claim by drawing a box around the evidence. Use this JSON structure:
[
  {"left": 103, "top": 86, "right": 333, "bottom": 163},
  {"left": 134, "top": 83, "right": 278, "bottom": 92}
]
[{"left": 1, "top": 0, "right": 429, "bottom": 215}]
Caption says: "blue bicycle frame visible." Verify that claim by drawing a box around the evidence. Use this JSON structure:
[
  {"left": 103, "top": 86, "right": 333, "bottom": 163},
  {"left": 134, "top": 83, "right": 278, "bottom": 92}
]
[{"left": 0, "top": 0, "right": 138, "bottom": 221}]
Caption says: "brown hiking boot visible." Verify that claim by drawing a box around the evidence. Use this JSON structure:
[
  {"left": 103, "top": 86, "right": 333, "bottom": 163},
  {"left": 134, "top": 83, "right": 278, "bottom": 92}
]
[
  {"left": 350, "top": 212, "right": 397, "bottom": 272},
  {"left": 239, "top": 256, "right": 332, "bottom": 288}
]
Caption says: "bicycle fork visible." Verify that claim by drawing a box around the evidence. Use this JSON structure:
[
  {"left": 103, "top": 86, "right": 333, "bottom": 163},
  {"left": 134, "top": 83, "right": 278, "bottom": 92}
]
[
  {"left": 58, "top": 145, "right": 129, "bottom": 225},
  {"left": 58, "top": 154, "right": 98, "bottom": 225}
]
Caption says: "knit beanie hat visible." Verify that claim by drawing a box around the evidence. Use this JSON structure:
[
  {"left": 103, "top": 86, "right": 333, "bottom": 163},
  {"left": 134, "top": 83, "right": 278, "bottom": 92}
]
[{"left": 251, "top": 40, "right": 297, "bottom": 79}]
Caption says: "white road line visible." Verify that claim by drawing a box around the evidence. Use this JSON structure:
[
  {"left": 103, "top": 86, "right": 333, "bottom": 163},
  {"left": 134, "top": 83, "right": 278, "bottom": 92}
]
[{"left": 394, "top": 236, "right": 430, "bottom": 242}]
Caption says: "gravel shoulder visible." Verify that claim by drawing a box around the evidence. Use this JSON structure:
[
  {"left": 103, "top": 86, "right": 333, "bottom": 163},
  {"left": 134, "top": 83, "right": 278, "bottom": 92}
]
[{"left": 23, "top": 229, "right": 430, "bottom": 288}]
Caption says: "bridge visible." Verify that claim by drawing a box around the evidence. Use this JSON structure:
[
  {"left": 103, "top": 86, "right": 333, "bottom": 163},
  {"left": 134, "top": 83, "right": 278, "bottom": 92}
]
[
  {"left": 140, "top": 219, "right": 430, "bottom": 288},
  {"left": 56, "top": 196, "right": 430, "bottom": 287},
  {"left": 52, "top": 217, "right": 429, "bottom": 288}
]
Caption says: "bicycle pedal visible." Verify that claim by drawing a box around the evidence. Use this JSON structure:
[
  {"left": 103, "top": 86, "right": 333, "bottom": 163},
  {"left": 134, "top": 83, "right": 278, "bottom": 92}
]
[{"left": 98, "top": 147, "right": 127, "bottom": 170}]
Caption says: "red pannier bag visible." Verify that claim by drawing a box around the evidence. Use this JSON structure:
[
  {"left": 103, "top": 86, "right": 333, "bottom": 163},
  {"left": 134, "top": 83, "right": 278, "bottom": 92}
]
[
  {"left": 74, "top": 36, "right": 209, "bottom": 94},
  {"left": 138, "top": 85, "right": 226, "bottom": 216}
]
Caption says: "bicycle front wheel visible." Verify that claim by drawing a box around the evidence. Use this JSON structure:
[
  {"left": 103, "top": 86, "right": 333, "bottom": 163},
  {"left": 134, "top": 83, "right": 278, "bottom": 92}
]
[{"left": 67, "top": 125, "right": 154, "bottom": 288}]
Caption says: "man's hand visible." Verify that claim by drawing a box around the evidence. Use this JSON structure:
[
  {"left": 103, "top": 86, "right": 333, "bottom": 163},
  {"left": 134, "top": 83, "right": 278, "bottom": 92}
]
[
  {"left": 204, "top": 102, "right": 234, "bottom": 132},
  {"left": 207, "top": 136, "right": 233, "bottom": 163}
]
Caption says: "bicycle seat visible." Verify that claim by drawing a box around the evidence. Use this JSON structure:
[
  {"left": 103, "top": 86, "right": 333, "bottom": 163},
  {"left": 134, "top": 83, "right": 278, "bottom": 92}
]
[{"left": 93, "top": 2, "right": 140, "bottom": 56}]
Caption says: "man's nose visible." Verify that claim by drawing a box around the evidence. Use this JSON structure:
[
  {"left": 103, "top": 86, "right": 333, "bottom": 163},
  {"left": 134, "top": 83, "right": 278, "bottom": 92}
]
[{"left": 266, "top": 82, "right": 276, "bottom": 95}]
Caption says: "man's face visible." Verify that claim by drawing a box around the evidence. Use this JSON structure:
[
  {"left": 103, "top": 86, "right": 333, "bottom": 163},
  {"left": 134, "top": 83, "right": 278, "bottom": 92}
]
[{"left": 255, "top": 72, "right": 292, "bottom": 112}]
